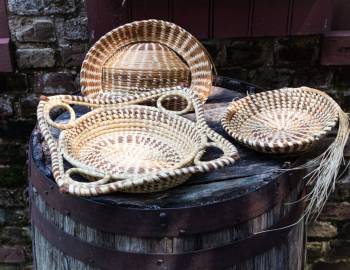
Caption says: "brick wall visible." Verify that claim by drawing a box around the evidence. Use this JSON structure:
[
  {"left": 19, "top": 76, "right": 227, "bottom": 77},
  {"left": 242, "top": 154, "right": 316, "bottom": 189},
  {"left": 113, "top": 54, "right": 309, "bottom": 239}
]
[
  {"left": 0, "top": 0, "right": 88, "bottom": 269},
  {"left": 0, "top": 0, "right": 349, "bottom": 269}
]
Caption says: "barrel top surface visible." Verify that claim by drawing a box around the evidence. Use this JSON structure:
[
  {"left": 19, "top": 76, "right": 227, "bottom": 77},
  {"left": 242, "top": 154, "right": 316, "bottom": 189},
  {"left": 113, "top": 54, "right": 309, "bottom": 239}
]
[{"left": 31, "top": 80, "right": 300, "bottom": 209}]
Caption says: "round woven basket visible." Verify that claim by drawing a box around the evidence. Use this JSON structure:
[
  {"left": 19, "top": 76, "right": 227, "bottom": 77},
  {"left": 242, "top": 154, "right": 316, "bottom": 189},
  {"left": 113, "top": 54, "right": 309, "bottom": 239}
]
[
  {"left": 80, "top": 19, "right": 213, "bottom": 103},
  {"left": 37, "top": 87, "right": 239, "bottom": 196},
  {"left": 222, "top": 87, "right": 339, "bottom": 154},
  {"left": 102, "top": 42, "right": 190, "bottom": 93}
]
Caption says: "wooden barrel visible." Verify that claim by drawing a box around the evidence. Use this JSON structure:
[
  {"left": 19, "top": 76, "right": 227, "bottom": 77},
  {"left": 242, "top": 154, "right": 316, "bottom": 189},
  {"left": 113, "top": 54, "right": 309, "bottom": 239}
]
[{"left": 29, "top": 77, "right": 307, "bottom": 270}]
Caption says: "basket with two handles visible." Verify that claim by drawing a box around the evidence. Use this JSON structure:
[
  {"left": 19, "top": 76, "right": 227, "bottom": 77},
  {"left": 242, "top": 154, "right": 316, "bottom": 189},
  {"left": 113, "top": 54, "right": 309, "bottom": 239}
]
[{"left": 37, "top": 88, "right": 239, "bottom": 196}]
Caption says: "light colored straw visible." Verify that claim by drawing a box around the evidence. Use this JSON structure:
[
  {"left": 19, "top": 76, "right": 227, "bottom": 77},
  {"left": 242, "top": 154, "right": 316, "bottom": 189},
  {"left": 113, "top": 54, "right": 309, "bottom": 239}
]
[
  {"left": 102, "top": 42, "right": 191, "bottom": 93},
  {"left": 37, "top": 87, "right": 239, "bottom": 196},
  {"left": 80, "top": 19, "right": 214, "bottom": 106},
  {"left": 222, "top": 86, "right": 349, "bottom": 219}
]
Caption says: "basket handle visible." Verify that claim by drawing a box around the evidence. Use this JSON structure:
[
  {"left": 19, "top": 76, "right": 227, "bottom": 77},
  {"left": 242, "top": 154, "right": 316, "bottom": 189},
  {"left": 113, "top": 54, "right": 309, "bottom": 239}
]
[
  {"left": 40, "top": 97, "right": 78, "bottom": 130},
  {"left": 195, "top": 124, "right": 240, "bottom": 165},
  {"left": 59, "top": 167, "right": 116, "bottom": 195},
  {"left": 60, "top": 166, "right": 163, "bottom": 195},
  {"left": 156, "top": 91, "right": 193, "bottom": 115},
  {"left": 65, "top": 168, "right": 112, "bottom": 186},
  {"left": 39, "top": 87, "right": 179, "bottom": 130},
  {"left": 194, "top": 142, "right": 226, "bottom": 166},
  {"left": 154, "top": 88, "right": 208, "bottom": 131}
]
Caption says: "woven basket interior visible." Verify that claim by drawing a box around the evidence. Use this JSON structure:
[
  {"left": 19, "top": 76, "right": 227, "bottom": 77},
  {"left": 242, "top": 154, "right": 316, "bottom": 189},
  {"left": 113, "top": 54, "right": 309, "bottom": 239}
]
[
  {"left": 80, "top": 19, "right": 213, "bottom": 103},
  {"left": 223, "top": 87, "right": 339, "bottom": 153},
  {"left": 60, "top": 105, "right": 203, "bottom": 178},
  {"left": 102, "top": 42, "right": 190, "bottom": 92}
]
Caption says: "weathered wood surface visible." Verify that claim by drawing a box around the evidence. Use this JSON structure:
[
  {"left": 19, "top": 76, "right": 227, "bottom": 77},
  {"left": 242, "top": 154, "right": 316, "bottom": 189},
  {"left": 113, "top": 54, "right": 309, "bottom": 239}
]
[
  {"left": 30, "top": 85, "right": 306, "bottom": 270},
  {"left": 31, "top": 186, "right": 304, "bottom": 270}
]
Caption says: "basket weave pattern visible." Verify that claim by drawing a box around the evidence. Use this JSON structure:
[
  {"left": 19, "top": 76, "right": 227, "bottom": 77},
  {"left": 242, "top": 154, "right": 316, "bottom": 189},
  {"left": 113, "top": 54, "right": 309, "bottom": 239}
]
[
  {"left": 222, "top": 87, "right": 339, "bottom": 154},
  {"left": 80, "top": 20, "right": 213, "bottom": 103},
  {"left": 102, "top": 43, "right": 190, "bottom": 93},
  {"left": 37, "top": 87, "right": 239, "bottom": 196}
]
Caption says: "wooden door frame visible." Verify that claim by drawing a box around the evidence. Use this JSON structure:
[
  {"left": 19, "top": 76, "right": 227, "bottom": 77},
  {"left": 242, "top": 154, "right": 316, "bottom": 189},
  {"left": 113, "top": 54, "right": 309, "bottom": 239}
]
[
  {"left": 87, "top": 0, "right": 350, "bottom": 65},
  {"left": 0, "top": 0, "right": 13, "bottom": 72}
]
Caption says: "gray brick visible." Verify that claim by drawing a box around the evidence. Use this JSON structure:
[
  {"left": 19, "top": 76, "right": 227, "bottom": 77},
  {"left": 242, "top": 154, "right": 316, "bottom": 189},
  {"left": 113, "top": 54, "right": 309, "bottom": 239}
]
[
  {"left": 16, "top": 48, "right": 55, "bottom": 68},
  {"left": 11, "top": 18, "right": 56, "bottom": 43}
]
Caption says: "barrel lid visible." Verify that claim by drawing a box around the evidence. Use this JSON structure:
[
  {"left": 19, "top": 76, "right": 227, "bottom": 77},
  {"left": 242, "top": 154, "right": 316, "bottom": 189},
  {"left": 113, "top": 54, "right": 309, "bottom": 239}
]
[{"left": 30, "top": 81, "right": 307, "bottom": 237}]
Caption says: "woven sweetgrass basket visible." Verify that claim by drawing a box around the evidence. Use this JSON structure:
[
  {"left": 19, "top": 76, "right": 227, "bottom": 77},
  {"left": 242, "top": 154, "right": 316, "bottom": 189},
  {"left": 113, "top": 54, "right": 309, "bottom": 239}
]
[
  {"left": 222, "top": 87, "right": 339, "bottom": 154},
  {"left": 222, "top": 86, "right": 350, "bottom": 219},
  {"left": 80, "top": 19, "right": 214, "bottom": 104},
  {"left": 102, "top": 42, "right": 190, "bottom": 93},
  {"left": 37, "top": 87, "right": 238, "bottom": 196}
]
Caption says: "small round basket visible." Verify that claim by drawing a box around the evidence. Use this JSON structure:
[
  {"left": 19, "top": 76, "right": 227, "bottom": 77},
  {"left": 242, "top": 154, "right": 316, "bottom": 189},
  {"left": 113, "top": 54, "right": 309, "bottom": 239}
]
[
  {"left": 222, "top": 87, "right": 339, "bottom": 154},
  {"left": 60, "top": 105, "right": 205, "bottom": 194},
  {"left": 80, "top": 19, "right": 213, "bottom": 104},
  {"left": 37, "top": 88, "right": 239, "bottom": 196}
]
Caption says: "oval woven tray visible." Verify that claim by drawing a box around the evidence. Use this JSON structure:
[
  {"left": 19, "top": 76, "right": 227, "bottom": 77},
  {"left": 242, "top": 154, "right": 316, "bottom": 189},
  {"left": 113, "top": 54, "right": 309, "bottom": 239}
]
[
  {"left": 37, "top": 88, "right": 239, "bottom": 196},
  {"left": 222, "top": 87, "right": 339, "bottom": 154},
  {"left": 80, "top": 19, "right": 213, "bottom": 103}
]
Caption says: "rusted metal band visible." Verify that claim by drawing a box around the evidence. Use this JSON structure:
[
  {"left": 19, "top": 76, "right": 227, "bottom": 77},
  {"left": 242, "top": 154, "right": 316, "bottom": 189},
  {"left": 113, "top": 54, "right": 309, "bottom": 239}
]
[
  {"left": 31, "top": 198, "right": 304, "bottom": 270},
  {"left": 29, "top": 151, "right": 305, "bottom": 237},
  {"left": 28, "top": 140, "right": 305, "bottom": 237}
]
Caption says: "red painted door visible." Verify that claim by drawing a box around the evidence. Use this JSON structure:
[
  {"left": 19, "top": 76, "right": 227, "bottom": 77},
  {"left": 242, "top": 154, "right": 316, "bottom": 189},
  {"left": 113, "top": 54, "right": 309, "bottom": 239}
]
[{"left": 86, "top": 0, "right": 334, "bottom": 41}]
